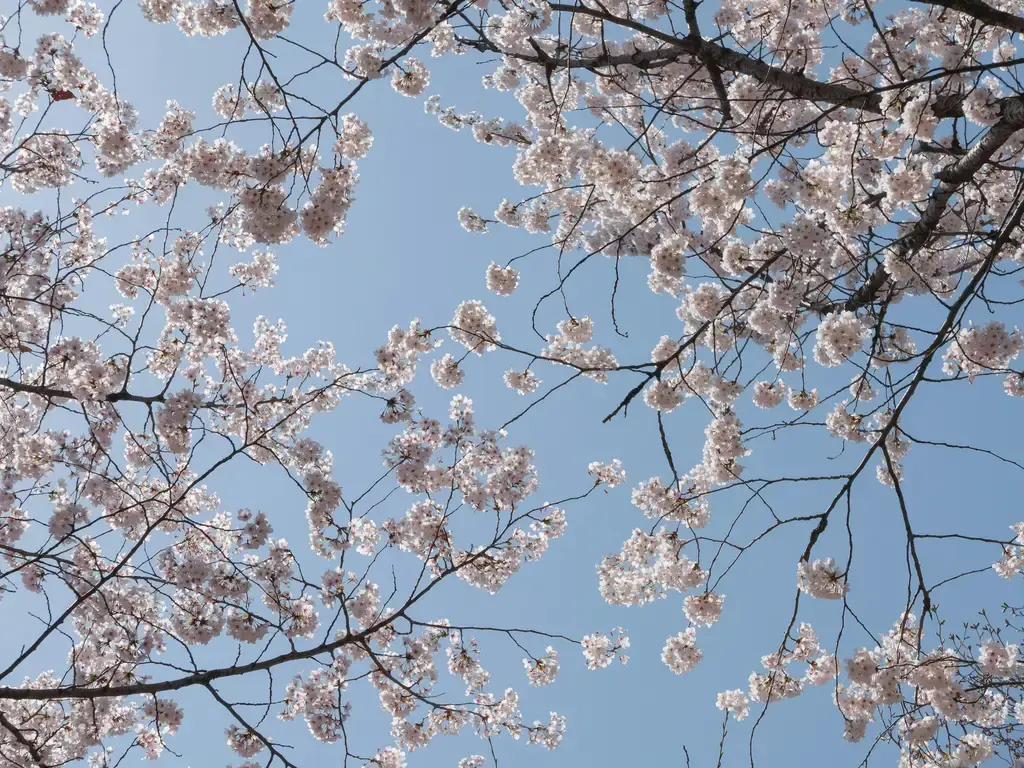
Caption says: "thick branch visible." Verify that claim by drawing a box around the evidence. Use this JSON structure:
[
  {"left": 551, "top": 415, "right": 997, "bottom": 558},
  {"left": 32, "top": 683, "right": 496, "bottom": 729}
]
[
  {"left": 0, "top": 627, "right": 364, "bottom": 702},
  {"left": 913, "top": 0, "right": 1024, "bottom": 35},
  {"left": 0, "top": 376, "right": 163, "bottom": 404},
  {"left": 683, "top": 0, "right": 731, "bottom": 123},
  {"left": 818, "top": 99, "right": 1024, "bottom": 313},
  {"left": 0, "top": 710, "right": 43, "bottom": 766},
  {"left": 544, "top": 3, "right": 961, "bottom": 117}
]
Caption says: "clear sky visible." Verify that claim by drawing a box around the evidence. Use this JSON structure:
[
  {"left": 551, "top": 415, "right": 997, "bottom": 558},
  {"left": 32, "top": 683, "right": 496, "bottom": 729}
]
[{"left": 2, "top": 2, "right": 1021, "bottom": 766}]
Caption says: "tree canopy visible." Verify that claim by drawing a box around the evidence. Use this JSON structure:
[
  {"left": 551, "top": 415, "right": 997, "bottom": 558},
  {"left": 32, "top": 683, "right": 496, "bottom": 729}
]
[{"left": 0, "top": 0, "right": 1023, "bottom": 765}]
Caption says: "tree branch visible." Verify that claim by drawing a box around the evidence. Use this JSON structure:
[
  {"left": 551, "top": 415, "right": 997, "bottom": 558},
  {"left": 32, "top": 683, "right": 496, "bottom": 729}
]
[{"left": 913, "top": 0, "right": 1024, "bottom": 35}]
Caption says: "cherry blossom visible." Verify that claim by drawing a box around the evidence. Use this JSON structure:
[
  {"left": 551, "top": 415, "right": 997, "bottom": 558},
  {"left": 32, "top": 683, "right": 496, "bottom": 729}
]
[{"left": 3, "top": 0, "right": 1024, "bottom": 764}]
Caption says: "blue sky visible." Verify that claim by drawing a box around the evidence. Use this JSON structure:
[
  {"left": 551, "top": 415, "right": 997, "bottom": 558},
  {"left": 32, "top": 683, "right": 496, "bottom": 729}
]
[{"left": 2, "top": 2, "right": 1022, "bottom": 766}]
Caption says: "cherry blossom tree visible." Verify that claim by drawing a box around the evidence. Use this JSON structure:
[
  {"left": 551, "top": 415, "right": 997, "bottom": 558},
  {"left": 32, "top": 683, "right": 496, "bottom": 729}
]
[{"left": 1, "top": 0, "right": 1024, "bottom": 765}]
